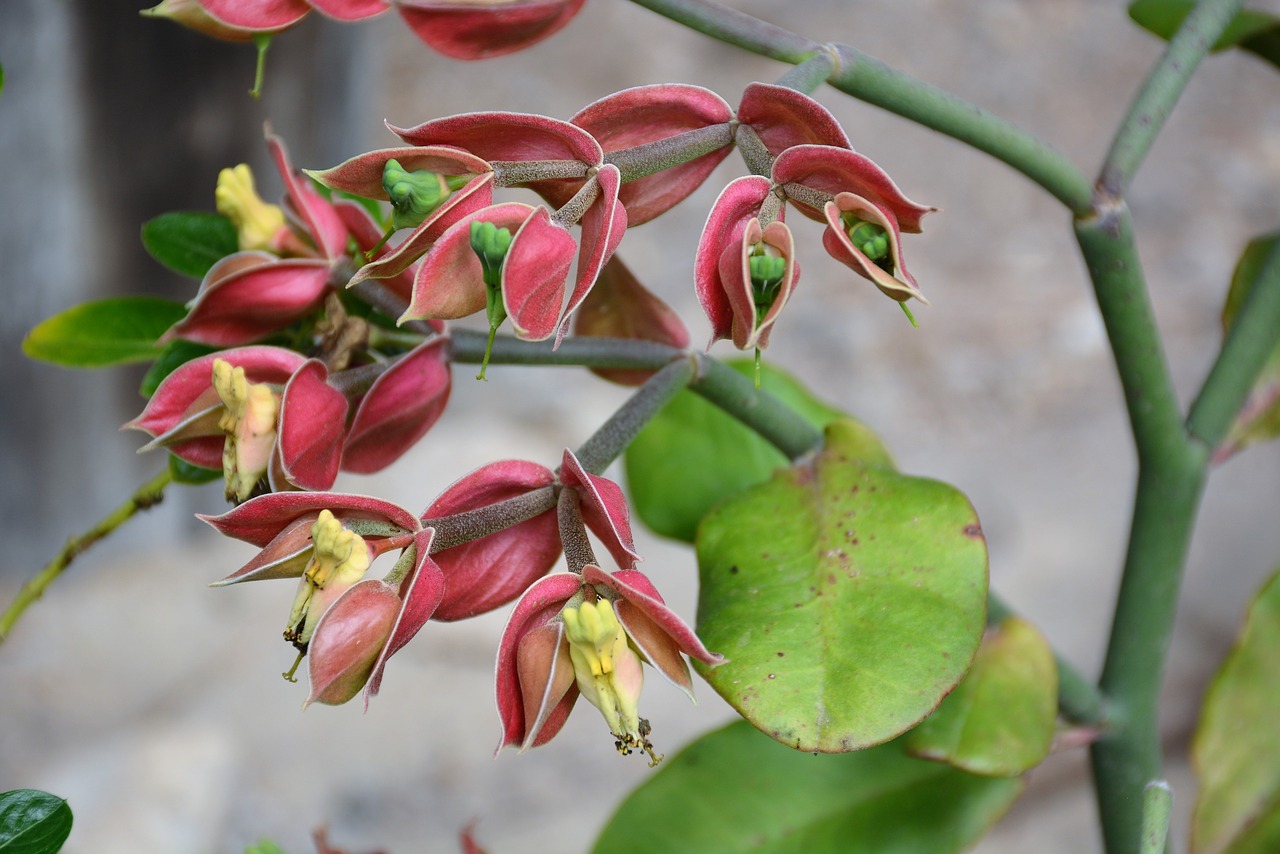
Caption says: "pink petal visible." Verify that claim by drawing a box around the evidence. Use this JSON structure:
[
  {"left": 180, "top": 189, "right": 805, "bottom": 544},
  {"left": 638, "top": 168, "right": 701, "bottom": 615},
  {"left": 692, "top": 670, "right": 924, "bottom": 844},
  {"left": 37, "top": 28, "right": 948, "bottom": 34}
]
[
  {"left": 392, "top": 111, "right": 602, "bottom": 167},
  {"left": 718, "top": 218, "right": 798, "bottom": 351},
  {"left": 559, "top": 450, "right": 639, "bottom": 569},
  {"left": 199, "top": 0, "right": 310, "bottom": 29},
  {"left": 306, "top": 579, "right": 401, "bottom": 706},
  {"left": 201, "top": 491, "right": 420, "bottom": 547},
  {"left": 574, "top": 84, "right": 734, "bottom": 225},
  {"left": 821, "top": 195, "right": 925, "bottom": 303},
  {"left": 773, "top": 144, "right": 935, "bottom": 232},
  {"left": 423, "top": 459, "right": 560, "bottom": 621},
  {"left": 271, "top": 360, "right": 348, "bottom": 492},
  {"left": 307, "top": 146, "right": 491, "bottom": 201},
  {"left": 501, "top": 207, "right": 578, "bottom": 342},
  {"left": 365, "top": 529, "right": 446, "bottom": 703},
  {"left": 211, "top": 513, "right": 318, "bottom": 585},
  {"left": 395, "top": 0, "right": 587, "bottom": 61},
  {"left": 308, "top": 0, "right": 389, "bottom": 21},
  {"left": 515, "top": 623, "right": 577, "bottom": 749},
  {"left": 161, "top": 256, "right": 332, "bottom": 346},
  {"left": 341, "top": 338, "right": 451, "bottom": 474},
  {"left": 693, "top": 176, "right": 772, "bottom": 347},
  {"left": 554, "top": 165, "right": 626, "bottom": 346},
  {"left": 267, "top": 131, "right": 349, "bottom": 260},
  {"left": 737, "top": 83, "right": 851, "bottom": 158}
]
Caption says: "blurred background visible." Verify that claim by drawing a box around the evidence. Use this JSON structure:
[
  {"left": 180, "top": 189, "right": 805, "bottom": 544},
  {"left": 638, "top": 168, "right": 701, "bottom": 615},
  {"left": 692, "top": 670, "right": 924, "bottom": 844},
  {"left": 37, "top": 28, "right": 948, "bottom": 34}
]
[{"left": 2, "top": 0, "right": 1280, "bottom": 851}]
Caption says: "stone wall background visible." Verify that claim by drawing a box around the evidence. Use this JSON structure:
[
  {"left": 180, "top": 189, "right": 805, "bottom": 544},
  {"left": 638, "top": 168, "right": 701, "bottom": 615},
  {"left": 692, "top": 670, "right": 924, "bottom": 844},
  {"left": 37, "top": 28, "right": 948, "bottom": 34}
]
[{"left": 3, "top": 1, "right": 1280, "bottom": 852}]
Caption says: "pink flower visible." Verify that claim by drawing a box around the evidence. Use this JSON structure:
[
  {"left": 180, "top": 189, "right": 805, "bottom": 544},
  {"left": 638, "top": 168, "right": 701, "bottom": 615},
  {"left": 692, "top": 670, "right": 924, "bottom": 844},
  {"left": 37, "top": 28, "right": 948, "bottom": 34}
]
[{"left": 395, "top": 0, "right": 587, "bottom": 59}]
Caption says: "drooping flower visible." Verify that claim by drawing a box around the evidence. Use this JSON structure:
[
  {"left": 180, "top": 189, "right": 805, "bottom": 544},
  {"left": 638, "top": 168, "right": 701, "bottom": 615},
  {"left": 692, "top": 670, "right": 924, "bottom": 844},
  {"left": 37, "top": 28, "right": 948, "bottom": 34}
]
[{"left": 495, "top": 565, "right": 724, "bottom": 761}]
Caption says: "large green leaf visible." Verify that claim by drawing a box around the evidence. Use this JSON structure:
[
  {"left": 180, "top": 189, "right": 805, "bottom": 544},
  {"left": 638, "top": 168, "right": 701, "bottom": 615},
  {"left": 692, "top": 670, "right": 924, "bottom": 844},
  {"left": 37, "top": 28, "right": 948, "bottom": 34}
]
[
  {"left": 905, "top": 617, "right": 1057, "bottom": 776},
  {"left": 23, "top": 297, "right": 186, "bottom": 367},
  {"left": 1192, "top": 567, "right": 1280, "bottom": 854},
  {"left": 0, "top": 789, "right": 72, "bottom": 854},
  {"left": 1215, "top": 233, "right": 1280, "bottom": 461},
  {"left": 1128, "top": 1, "right": 1280, "bottom": 71},
  {"left": 695, "top": 421, "right": 988, "bottom": 752},
  {"left": 625, "top": 360, "right": 890, "bottom": 543},
  {"left": 591, "top": 721, "right": 1022, "bottom": 854},
  {"left": 141, "top": 211, "right": 238, "bottom": 278}
]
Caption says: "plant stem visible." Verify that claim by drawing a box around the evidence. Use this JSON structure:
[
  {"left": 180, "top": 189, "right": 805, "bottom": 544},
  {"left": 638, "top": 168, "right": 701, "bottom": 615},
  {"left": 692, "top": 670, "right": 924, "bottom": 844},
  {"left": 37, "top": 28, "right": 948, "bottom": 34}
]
[
  {"left": 0, "top": 468, "right": 172, "bottom": 645},
  {"left": 625, "top": 0, "right": 820, "bottom": 63},
  {"left": 1187, "top": 237, "right": 1280, "bottom": 449},
  {"left": 987, "top": 593, "right": 1110, "bottom": 727},
  {"left": 774, "top": 49, "right": 836, "bottom": 94},
  {"left": 449, "top": 328, "right": 683, "bottom": 370},
  {"left": 1098, "top": 0, "right": 1246, "bottom": 198},
  {"left": 574, "top": 357, "right": 697, "bottom": 474},
  {"left": 606, "top": 124, "right": 736, "bottom": 185},
  {"left": 689, "top": 355, "right": 823, "bottom": 459}
]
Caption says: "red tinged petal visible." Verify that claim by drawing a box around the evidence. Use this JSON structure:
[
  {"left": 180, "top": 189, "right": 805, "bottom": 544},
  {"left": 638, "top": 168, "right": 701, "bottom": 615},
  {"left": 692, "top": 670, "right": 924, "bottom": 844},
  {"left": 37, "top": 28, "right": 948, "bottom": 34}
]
[
  {"left": 199, "top": 0, "right": 310, "bottom": 29},
  {"left": 125, "top": 346, "right": 305, "bottom": 468},
  {"left": 560, "top": 450, "right": 639, "bottom": 569},
  {"left": 718, "top": 218, "right": 798, "bottom": 350},
  {"left": 308, "top": 0, "right": 389, "bottom": 21},
  {"left": 694, "top": 175, "right": 772, "bottom": 347},
  {"left": 821, "top": 194, "right": 926, "bottom": 303},
  {"left": 573, "top": 255, "right": 690, "bottom": 386},
  {"left": 423, "top": 459, "right": 559, "bottom": 621},
  {"left": 391, "top": 111, "right": 602, "bottom": 166},
  {"left": 515, "top": 622, "right": 577, "bottom": 748},
  {"left": 271, "top": 360, "right": 348, "bottom": 492},
  {"left": 401, "top": 202, "right": 532, "bottom": 323},
  {"left": 495, "top": 573, "right": 584, "bottom": 751},
  {"left": 306, "top": 146, "right": 491, "bottom": 201},
  {"left": 201, "top": 492, "right": 420, "bottom": 547},
  {"left": 572, "top": 84, "right": 734, "bottom": 225},
  {"left": 267, "top": 131, "right": 350, "bottom": 260},
  {"left": 365, "top": 529, "right": 446, "bottom": 703},
  {"left": 142, "top": 0, "right": 263, "bottom": 41},
  {"left": 772, "top": 144, "right": 935, "bottom": 232},
  {"left": 306, "top": 579, "right": 401, "bottom": 706},
  {"left": 210, "top": 513, "right": 319, "bottom": 585},
  {"left": 502, "top": 207, "right": 578, "bottom": 342},
  {"left": 554, "top": 165, "right": 626, "bottom": 346},
  {"left": 161, "top": 254, "right": 332, "bottom": 346},
  {"left": 736, "top": 83, "right": 851, "bottom": 158},
  {"left": 395, "top": 0, "right": 587, "bottom": 61},
  {"left": 341, "top": 338, "right": 451, "bottom": 474}
]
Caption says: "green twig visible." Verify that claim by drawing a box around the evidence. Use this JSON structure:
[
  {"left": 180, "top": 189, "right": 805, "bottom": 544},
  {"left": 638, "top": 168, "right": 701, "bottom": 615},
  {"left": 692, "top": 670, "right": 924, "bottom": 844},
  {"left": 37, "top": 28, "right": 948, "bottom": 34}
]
[
  {"left": 0, "top": 468, "right": 173, "bottom": 645},
  {"left": 1099, "top": 0, "right": 1247, "bottom": 198},
  {"left": 574, "top": 357, "right": 698, "bottom": 474},
  {"left": 448, "top": 328, "right": 683, "bottom": 371},
  {"left": 1140, "top": 781, "right": 1173, "bottom": 854},
  {"left": 774, "top": 49, "right": 836, "bottom": 94},
  {"left": 624, "top": 0, "right": 819, "bottom": 63},
  {"left": 690, "top": 355, "right": 823, "bottom": 460}
]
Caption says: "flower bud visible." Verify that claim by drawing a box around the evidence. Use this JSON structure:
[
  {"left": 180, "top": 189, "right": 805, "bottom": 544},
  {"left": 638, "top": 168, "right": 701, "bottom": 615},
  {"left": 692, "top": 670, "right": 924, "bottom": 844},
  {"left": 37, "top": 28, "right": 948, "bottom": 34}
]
[
  {"left": 383, "top": 159, "right": 452, "bottom": 230},
  {"left": 212, "top": 358, "right": 280, "bottom": 502},
  {"left": 215, "top": 164, "right": 287, "bottom": 252}
]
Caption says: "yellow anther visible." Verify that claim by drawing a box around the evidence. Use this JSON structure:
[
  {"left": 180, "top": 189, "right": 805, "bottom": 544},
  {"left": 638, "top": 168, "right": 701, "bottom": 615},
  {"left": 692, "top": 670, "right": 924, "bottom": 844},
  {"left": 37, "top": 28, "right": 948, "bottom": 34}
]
[{"left": 216, "top": 164, "right": 286, "bottom": 252}]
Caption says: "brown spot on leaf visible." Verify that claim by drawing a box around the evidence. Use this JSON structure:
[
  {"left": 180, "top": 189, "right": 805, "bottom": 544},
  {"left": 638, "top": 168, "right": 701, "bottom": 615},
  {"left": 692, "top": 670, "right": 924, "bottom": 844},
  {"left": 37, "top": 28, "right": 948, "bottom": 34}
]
[{"left": 964, "top": 523, "right": 984, "bottom": 539}]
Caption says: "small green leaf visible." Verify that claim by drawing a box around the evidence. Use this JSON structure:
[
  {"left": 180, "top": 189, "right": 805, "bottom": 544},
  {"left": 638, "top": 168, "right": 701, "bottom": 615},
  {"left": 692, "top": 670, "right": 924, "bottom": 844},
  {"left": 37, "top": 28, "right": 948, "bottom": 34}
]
[
  {"left": 695, "top": 421, "right": 988, "bottom": 752},
  {"left": 906, "top": 618, "right": 1057, "bottom": 776},
  {"left": 23, "top": 297, "right": 187, "bottom": 368},
  {"left": 169, "top": 454, "right": 221, "bottom": 485},
  {"left": 0, "top": 789, "right": 72, "bottom": 854},
  {"left": 625, "top": 360, "right": 890, "bottom": 543},
  {"left": 1128, "top": 1, "right": 1280, "bottom": 70},
  {"left": 141, "top": 211, "right": 239, "bottom": 278},
  {"left": 140, "top": 340, "right": 218, "bottom": 398},
  {"left": 591, "top": 721, "right": 1022, "bottom": 854},
  {"left": 1215, "top": 233, "right": 1280, "bottom": 461},
  {"left": 1192, "top": 567, "right": 1280, "bottom": 854},
  {"left": 244, "top": 841, "right": 288, "bottom": 854}
]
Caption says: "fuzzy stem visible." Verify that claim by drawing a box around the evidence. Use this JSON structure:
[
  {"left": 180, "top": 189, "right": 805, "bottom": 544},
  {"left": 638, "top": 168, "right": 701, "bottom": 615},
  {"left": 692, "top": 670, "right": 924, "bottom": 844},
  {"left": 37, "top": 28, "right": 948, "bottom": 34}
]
[
  {"left": 1098, "top": 0, "right": 1246, "bottom": 198},
  {"left": 424, "top": 487, "right": 558, "bottom": 552},
  {"left": 605, "top": 123, "right": 736, "bottom": 185},
  {"left": 0, "top": 468, "right": 172, "bottom": 645},
  {"left": 574, "top": 357, "right": 698, "bottom": 474},
  {"left": 558, "top": 488, "right": 598, "bottom": 574}
]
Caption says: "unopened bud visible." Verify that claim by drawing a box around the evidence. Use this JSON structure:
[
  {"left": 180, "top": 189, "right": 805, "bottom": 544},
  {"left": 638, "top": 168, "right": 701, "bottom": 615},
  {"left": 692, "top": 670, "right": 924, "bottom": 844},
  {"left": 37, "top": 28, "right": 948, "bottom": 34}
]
[
  {"left": 383, "top": 159, "right": 452, "bottom": 230},
  {"left": 215, "top": 164, "right": 287, "bottom": 252}
]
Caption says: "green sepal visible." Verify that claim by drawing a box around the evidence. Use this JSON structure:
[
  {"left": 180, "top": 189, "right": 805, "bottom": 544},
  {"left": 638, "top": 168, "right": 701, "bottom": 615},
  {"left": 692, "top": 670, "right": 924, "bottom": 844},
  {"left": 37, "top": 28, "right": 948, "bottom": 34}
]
[
  {"left": 0, "top": 788, "right": 73, "bottom": 854},
  {"left": 141, "top": 212, "right": 239, "bottom": 279},
  {"left": 23, "top": 297, "right": 187, "bottom": 368}
]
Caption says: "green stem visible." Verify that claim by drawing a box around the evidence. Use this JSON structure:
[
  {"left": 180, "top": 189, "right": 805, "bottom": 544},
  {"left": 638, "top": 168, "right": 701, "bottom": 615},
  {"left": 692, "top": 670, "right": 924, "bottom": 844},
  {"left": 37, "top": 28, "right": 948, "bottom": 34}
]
[
  {"left": 1076, "top": 206, "right": 1208, "bottom": 854},
  {"left": 449, "top": 328, "right": 683, "bottom": 371},
  {"left": 625, "top": 0, "right": 820, "bottom": 63},
  {"left": 1098, "top": 0, "right": 1246, "bottom": 198},
  {"left": 774, "top": 49, "right": 836, "bottom": 94},
  {"left": 1187, "top": 237, "right": 1280, "bottom": 449},
  {"left": 690, "top": 355, "right": 823, "bottom": 459},
  {"left": 987, "top": 593, "right": 1110, "bottom": 727},
  {"left": 0, "top": 468, "right": 172, "bottom": 645},
  {"left": 366, "top": 325, "right": 428, "bottom": 352},
  {"left": 574, "top": 357, "right": 697, "bottom": 474},
  {"left": 1140, "top": 781, "right": 1173, "bottom": 854}
]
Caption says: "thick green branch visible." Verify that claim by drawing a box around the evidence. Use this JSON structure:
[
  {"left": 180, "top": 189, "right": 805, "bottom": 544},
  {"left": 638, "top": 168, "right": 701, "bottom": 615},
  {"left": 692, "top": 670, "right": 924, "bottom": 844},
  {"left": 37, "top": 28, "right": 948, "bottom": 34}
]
[
  {"left": 1187, "top": 237, "right": 1280, "bottom": 449},
  {"left": 624, "top": 0, "right": 820, "bottom": 63},
  {"left": 449, "top": 328, "right": 683, "bottom": 370},
  {"left": 0, "top": 468, "right": 173, "bottom": 645},
  {"left": 1099, "top": 0, "right": 1247, "bottom": 197},
  {"left": 689, "top": 355, "right": 823, "bottom": 459}
]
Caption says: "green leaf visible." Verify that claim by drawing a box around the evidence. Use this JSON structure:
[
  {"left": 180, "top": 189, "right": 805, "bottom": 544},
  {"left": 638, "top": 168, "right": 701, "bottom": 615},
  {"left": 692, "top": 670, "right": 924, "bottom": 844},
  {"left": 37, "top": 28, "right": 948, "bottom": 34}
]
[
  {"left": 244, "top": 841, "right": 288, "bottom": 854},
  {"left": 625, "top": 360, "right": 890, "bottom": 543},
  {"left": 905, "top": 617, "right": 1057, "bottom": 776},
  {"left": 23, "top": 297, "right": 187, "bottom": 368},
  {"left": 1192, "top": 567, "right": 1280, "bottom": 854},
  {"left": 169, "top": 454, "right": 221, "bottom": 485},
  {"left": 591, "top": 721, "right": 1022, "bottom": 854},
  {"left": 695, "top": 420, "right": 988, "bottom": 752},
  {"left": 141, "top": 211, "right": 238, "bottom": 278},
  {"left": 1216, "top": 233, "right": 1280, "bottom": 461},
  {"left": 0, "top": 789, "right": 72, "bottom": 854},
  {"left": 1128, "top": 1, "right": 1280, "bottom": 70},
  {"left": 140, "top": 340, "right": 218, "bottom": 398}
]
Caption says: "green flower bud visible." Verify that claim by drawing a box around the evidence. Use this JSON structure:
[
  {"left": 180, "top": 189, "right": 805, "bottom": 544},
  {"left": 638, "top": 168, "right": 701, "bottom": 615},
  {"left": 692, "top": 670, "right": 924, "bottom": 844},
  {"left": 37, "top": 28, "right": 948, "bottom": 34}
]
[
  {"left": 842, "top": 214, "right": 894, "bottom": 273},
  {"left": 468, "top": 220, "right": 515, "bottom": 381},
  {"left": 383, "top": 159, "right": 452, "bottom": 230}
]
